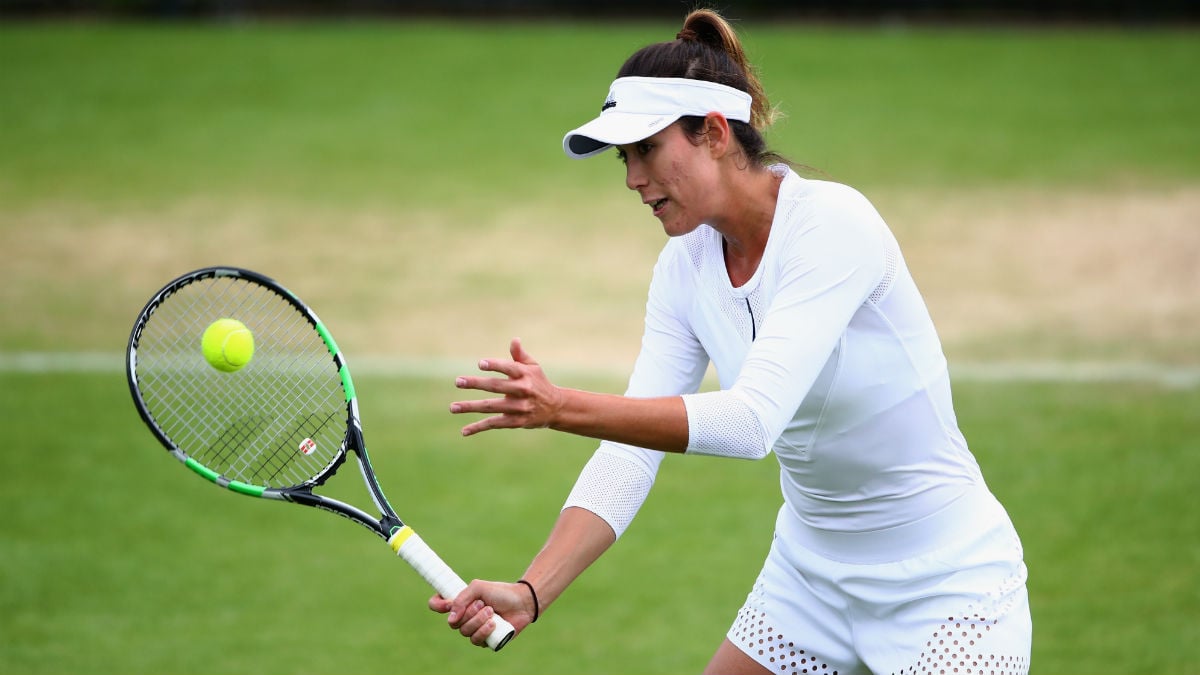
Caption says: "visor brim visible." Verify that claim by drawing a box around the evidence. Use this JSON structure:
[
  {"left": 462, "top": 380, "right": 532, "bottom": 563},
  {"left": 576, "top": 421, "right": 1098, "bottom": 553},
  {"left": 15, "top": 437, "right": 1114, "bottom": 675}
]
[{"left": 562, "top": 111, "right": 680, "bottom": 159}]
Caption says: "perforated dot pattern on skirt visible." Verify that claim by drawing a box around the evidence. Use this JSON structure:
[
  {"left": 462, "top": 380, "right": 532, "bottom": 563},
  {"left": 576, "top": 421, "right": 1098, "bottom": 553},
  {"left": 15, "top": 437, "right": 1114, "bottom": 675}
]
[
  {"left": 895, "top": 614, "right": 1029, "bottom": 675},
  {"left": 730, "top": 605, "right": 838, "bottom": 675}
]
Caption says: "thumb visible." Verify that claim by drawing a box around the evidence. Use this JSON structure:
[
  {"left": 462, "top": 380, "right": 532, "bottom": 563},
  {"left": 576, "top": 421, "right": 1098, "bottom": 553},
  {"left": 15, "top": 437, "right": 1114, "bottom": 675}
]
[
  {"left": 510, "top": 337, "right": 536, "bottom": 365},
  {"left": 428, "top": 594, "right": 452, "bottom": 614}
]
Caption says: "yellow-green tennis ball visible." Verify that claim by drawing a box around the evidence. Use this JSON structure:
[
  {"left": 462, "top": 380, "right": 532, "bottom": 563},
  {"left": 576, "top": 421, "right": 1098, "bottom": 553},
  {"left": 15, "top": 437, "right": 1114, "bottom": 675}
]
[{"left": 201, "top": 318, "right": 255, "bottom": 373}]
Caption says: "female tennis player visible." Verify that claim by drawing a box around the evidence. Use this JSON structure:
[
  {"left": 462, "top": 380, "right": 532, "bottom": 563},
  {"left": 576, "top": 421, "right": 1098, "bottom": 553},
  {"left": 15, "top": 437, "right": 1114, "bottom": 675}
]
[{"left": 431, "top": 10, "right": 1032, "bottom": 674}]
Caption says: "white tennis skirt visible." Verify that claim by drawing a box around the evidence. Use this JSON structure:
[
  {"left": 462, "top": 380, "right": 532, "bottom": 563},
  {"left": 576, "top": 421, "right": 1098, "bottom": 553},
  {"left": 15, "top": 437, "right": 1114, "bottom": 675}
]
[{"left": 728, "top": 487, "right": 1032, "bottom": 675}]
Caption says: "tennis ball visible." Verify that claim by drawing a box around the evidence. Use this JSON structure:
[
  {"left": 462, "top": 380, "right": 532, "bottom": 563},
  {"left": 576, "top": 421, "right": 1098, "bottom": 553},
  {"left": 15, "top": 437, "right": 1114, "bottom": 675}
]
[{"left": 201, "top": 318, "right": 255, "bottom": 373}]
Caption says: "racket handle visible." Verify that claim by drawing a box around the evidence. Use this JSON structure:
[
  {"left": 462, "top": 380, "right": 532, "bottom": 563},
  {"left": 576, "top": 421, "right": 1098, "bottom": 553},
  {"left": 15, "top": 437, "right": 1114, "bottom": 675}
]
[{"left": 388, "top": 526, "right": 516, "bottom": 651}]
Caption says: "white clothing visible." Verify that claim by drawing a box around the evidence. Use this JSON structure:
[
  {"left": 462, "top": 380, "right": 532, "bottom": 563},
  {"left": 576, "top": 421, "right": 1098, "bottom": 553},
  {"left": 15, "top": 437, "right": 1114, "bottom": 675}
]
[
  {"left": 731, "top": 488, "right": 1031, "bottom": 675},
  {"left": 564, "top": 167, "right": 986, "bottom": 538},
  {"left": 561, "top": 166, "right": 1031, "bottom": 672}
]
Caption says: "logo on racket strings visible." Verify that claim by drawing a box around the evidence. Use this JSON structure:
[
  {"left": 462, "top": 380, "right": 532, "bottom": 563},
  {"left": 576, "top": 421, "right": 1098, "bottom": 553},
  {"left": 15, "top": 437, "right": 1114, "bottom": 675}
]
[{"left": 298, "top": 438, "right": 317, "bottom": 455}]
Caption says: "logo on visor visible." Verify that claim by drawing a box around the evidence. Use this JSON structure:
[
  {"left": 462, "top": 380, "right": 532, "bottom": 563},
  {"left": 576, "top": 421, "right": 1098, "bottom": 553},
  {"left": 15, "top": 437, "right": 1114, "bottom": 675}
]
[{"left": 601, "top": 97, "right": 616, "bottom": 112}]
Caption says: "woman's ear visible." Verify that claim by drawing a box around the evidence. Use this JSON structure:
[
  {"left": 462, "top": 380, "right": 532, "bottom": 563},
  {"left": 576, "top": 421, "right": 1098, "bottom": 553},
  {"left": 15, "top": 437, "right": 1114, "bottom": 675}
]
[{"left": 703, "top": 111, "right": 733, "bottom": 158}]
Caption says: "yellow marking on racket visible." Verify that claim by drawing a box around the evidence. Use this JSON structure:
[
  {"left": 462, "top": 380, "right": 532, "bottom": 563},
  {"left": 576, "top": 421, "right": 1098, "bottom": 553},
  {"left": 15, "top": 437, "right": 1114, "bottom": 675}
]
[{"left": 389, "top": 525, "right": 415, "bottom": 553}]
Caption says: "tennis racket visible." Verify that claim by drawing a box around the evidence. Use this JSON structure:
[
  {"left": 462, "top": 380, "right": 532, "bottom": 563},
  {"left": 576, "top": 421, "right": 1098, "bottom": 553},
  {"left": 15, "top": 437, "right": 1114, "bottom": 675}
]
[{"left": 126, "top": 265, "right": 515, "bottom": 651}]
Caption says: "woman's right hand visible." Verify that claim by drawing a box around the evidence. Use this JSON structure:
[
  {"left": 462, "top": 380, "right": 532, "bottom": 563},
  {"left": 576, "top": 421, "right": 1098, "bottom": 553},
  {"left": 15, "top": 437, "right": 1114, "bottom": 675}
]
[
  {"left": 428, "top": 579, "right": 537, "bottom": 647},
  {"left": 450, "top": 338, "right": 565, "bottom": 437}
]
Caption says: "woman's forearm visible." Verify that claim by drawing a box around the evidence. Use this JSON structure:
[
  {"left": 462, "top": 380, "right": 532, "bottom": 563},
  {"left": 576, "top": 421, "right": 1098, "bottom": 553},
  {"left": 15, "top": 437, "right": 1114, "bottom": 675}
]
[
  {"left": 550, "top": 388, "right": 689, "bottom": 454},
  {"left": 452, "top": 338, "right": 690, "bottom": 453},
  {"left": 518, "top": 506, "right": 620, "bottom": 615}
]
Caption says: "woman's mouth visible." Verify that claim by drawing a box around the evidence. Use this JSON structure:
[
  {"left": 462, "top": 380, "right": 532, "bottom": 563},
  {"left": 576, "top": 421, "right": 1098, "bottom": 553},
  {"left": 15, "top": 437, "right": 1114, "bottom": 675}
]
[{"left": 648, "top": 197, "right": 668, "bottom": 216}]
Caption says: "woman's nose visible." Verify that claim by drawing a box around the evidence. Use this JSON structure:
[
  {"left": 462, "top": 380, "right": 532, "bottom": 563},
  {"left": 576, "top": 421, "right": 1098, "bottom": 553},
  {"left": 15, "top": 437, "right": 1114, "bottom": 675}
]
[{"left": 625, "top": 161, "right": 647, "bottom": 191}]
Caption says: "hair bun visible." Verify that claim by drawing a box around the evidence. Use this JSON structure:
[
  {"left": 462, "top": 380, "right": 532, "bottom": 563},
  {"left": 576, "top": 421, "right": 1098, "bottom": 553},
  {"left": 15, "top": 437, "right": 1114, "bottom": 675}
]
[{"left": 675, "top": 28, "right": 699, "bottom": 42}]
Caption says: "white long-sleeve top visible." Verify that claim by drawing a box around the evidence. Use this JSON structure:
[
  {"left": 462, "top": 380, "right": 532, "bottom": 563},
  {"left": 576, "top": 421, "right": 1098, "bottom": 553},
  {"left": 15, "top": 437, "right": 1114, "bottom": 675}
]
[{"left": 564, "top": 167, "right": 985, "bottom": 538}]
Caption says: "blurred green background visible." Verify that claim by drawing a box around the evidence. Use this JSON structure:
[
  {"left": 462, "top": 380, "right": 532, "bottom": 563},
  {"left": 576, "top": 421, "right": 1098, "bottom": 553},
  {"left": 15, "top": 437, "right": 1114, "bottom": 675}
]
[{"left": 1, "top": 17, "right": 1198, "bottom": 675}]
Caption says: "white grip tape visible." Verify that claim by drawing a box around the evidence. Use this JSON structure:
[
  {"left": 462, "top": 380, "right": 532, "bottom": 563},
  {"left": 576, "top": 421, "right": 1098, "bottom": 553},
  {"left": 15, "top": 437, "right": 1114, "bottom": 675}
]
[{"left": 389, "top": 526, "right": 516, "bottom": 651}]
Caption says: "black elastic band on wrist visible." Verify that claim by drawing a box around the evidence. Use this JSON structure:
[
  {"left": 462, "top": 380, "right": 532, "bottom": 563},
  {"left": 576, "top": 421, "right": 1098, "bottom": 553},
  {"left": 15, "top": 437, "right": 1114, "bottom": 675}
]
[{"left": 516, "top": 579, "right": 539, "bottom": 623}]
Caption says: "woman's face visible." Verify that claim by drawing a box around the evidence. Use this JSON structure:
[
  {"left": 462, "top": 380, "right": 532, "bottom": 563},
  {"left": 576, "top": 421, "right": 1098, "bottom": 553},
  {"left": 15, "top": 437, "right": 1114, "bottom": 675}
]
[{"left": 617, "top": 121, "right": 720, "bottom": 237}]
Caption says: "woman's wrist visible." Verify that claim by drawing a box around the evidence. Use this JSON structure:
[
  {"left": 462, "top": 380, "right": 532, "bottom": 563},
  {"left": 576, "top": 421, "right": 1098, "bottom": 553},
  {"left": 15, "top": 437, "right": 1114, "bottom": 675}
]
[{"left": 516, "top": 579, "right": 540, "bottom": 623}]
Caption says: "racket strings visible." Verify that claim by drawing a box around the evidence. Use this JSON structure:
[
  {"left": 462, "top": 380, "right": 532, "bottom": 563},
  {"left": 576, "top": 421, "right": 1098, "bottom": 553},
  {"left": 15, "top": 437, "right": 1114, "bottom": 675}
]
[
  {"left": 219, "top": 296, "right": 335, "bottom": 483},
  {"left": 135, "top": 274, "right": 349, "bottom": 489}
]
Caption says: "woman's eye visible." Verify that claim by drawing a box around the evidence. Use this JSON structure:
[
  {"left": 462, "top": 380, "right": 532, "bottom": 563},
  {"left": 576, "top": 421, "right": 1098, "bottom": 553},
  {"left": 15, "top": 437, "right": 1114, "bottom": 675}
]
[
  {"left": 637, "top": 143, "right": 653, "bottom": 155},
  {"left": 615, "top": 149, "right": 628, "bottom": 164}
]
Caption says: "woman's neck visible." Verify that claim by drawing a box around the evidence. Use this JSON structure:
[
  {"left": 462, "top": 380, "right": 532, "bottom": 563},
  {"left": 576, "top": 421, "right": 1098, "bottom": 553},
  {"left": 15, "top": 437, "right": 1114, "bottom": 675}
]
[{"left": 718, "top": 167, "right": 782, "bottom": 287}]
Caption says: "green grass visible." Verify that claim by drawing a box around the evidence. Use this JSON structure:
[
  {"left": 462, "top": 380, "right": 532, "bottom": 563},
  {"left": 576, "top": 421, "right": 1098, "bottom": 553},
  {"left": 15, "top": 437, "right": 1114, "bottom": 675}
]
[
  {"left": 1, "top": 19, "right": 1198, "bottom": 675},
  {"left": 0, "top": 22, "right": 1197, "bottom": 212},
  {"left": 747, "top": 26, "right": 1200, "bottom": 189},
  {"left": 954, "top": 381, "right": 1200, "bottom": 674},
  {"left": 1, "top": 372, "right": 1198, "bottom": 674}
]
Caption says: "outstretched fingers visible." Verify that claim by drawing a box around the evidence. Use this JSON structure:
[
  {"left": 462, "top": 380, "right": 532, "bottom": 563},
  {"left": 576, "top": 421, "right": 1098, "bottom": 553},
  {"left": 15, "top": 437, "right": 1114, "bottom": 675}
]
[{"left": 450, "top": 339, "right": 560, "bottom": 435}]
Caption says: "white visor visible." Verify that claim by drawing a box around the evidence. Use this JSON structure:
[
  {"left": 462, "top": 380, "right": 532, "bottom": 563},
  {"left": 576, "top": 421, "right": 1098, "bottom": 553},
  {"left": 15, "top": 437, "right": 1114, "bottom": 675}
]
[{"left": 562, "top": 76, "right": 753, "bottom": 159}]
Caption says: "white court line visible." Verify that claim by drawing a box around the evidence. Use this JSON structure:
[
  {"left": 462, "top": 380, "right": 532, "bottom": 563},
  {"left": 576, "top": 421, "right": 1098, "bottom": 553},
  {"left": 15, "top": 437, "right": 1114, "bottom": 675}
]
[
  {"left": 2, "top": 352, "right": 1198, "bottom": 388},
  {"left": 948, "top": 360, "right": 1200, "bottom": 389},
  {"left": 0, "top": 352, "right": 125, "bottom": 373}
]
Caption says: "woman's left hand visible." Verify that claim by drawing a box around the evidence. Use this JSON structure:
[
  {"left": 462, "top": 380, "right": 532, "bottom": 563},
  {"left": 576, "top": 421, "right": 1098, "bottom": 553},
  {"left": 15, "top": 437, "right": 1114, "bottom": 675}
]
[
  {"left": 429, "top": 580, "right": 536, "bottom": 647},
  {"left": 450, "top": 338, "right": 564, "bottom": 436}
]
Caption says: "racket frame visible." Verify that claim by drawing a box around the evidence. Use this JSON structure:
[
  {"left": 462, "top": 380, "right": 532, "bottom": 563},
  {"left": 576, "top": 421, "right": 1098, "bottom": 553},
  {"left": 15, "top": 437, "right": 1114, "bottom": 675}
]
[{"left": 127, "top": 266, "right": 515, "bottom": 651}]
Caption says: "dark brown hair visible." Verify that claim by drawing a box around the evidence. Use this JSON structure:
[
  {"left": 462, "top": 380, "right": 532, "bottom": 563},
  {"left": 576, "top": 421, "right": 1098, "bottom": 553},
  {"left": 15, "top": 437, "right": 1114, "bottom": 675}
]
[{"left": 617, "top": 9, "right": 788, "bottom": 168}]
